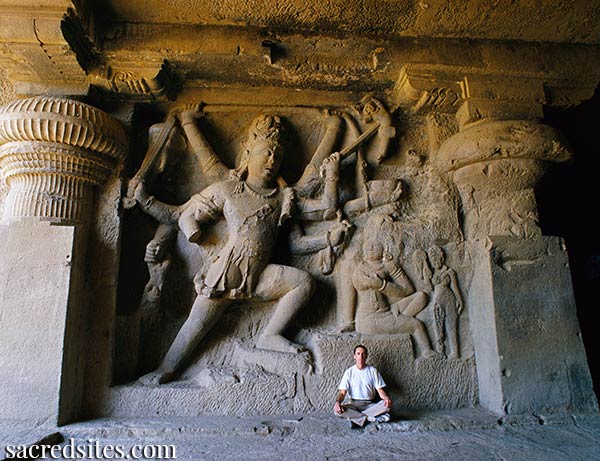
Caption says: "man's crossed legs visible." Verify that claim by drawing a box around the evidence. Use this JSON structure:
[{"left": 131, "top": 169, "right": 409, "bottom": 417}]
[{"left": 335, "top": 400, "right": 391, "bottom": 427}]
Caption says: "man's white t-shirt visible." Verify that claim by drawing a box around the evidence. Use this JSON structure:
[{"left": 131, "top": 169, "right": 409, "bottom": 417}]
[{"left": 338, "top": 364, "right": 386, "bottom": 400}]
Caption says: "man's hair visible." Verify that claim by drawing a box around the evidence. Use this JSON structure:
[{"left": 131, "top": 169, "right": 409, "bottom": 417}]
[{"left": 353, "top": 344, "right": 368, "bottom": 355}]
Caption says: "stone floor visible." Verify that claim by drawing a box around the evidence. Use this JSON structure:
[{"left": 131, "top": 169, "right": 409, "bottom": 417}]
[{"left": 2, "top": 409, "right": 600, "bottom": 460}]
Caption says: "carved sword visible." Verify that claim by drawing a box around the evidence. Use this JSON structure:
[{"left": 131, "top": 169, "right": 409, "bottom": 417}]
[{"left": 336, "top": 121, "right": 380, "bottom": 160}]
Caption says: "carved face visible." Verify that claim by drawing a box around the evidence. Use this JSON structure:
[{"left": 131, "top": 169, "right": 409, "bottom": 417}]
[
  {"left": 428, "top": 247, "right": 444, "bottom": 269},
  {"left": 246, "top": 139, "right": 283, "bottom": 185},
  {"left": 363, "top": 100, "right": 377, "bottom": 116},
  {"left": 354, "top": 346, "right": 368, "bottom": 369},
  {"left": 363, "top": 239, "right": 384, "bottom": 262}
]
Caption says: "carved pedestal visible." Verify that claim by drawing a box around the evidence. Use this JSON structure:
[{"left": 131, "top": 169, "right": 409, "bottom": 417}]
[
  {"left": 468, "top": 237, "right": 597, "bottom": 415},
  {"left": 0, "top": 97, "right": 125, "bottom": 424}
]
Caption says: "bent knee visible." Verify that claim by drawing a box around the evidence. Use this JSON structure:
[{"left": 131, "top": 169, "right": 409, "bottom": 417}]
[
  {"left": 414, "top": 291, "right": 428, "bottom": 305},
  {"left": 294, "top": 270, "right": 316, "bottom": 299},
  {"left": 403, "top": 316, "right": 424, "bottom": 331}
]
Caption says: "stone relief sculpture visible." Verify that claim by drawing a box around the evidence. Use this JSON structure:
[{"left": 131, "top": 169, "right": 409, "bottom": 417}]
[
  {"left": 351, "top": 214, "right": 436, "bottom": 358},
  {"left": 130, "top": 106, "right": 356, "bottom": 385},
  {"left": 126, "top": 121, "right": 185, "bottom": 371},
  {"left": 2, "top": 4, "right": 595, "bottom": 426},
  {"left": 122, "top": 95, "right": 471, "bottom": 391},
  {"left": 426, "top": 245, "right": 464, "bottom": 359}
]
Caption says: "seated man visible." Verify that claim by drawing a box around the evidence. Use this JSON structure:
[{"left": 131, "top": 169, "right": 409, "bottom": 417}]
[{"left": 333, "top": 345, "right": 392, "bottom": 427}]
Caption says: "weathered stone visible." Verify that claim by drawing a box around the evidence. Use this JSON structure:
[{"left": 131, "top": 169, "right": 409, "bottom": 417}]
[
  {"left": 0, "top": 97, "right": 127, "bottom": 224},
  {"left": 436, "top": 120, "right": 571, "bottom": 240},
  {"left": 468, "top": 236, "right": 598, "bottom": 415},
  {"left": 0, "top": 221, "right": 84, "bottom": 424},
  {"left": 0, "top": 0, "right": 598, "bottom": 430}
]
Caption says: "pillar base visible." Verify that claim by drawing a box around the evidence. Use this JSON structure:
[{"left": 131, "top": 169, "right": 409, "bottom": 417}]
[
  {"left": 0, "top": 220, "right": 86, "bottom": 425},
  {"left": 469, "top": 236, "right": 598, "bottom": 415}
]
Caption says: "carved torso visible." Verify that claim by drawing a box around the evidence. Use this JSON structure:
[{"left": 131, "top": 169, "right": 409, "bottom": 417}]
[
  {"left": 196, "top": 179, "right": 293, "bottom": 299},
  {"left": 352, "top": 260, "right": 392, "bottom": 316},
  {"left": 431, "top": 266, "right": 457, "bottom": 307}
]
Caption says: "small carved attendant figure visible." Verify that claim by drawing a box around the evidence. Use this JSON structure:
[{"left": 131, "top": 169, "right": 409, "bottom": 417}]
[
  {"left": 134, "top": 113, "right": 316, "bottom": 385},
  {"left": 427, "top": 245, "right": 464, "bottom": 359},
  {"left": 351, "top": 215, "right": 436, "bottom": 358}
]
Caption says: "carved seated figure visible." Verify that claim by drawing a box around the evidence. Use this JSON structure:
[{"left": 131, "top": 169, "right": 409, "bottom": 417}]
[
  {"left": 351, "top": 216, "right": 436, "bottom": 359},
  {"left": 134, "top": 114, "right": 316, "bottom": 385}
]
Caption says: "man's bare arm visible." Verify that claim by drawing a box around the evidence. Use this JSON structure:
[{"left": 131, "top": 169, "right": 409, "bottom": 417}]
[
  {"left": 334, "top": 389, "right": 347, "bottom": 415},
  {"left": 377, "top": 387, "right": 392, "bottom": 409}
]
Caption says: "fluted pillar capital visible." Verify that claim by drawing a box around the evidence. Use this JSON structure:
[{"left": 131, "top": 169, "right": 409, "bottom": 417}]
[{"left": 0, "top": 97, "right": 127, "bottom": 224}]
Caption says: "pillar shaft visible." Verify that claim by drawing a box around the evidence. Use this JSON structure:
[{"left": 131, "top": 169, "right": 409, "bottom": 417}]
[
  {"left": 437, "top": 116, "right": 596, "bottom": 415},
  {"left": 468, "top": 236, "right": 597, "bottom": 415},
  {"left": 0, "top": 97, "right": 126, "bottom": 425}
]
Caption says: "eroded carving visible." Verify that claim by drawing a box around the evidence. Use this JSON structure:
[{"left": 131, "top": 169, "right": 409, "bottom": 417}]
[
  {"left": 132, "top": 110, "right": 341, "bottom": 385},
  {"left": 426, "top": 245, "right": 464, "bottom": 359},
  {"left": 123, "top": 97, "right": 427, "bottom": 383},
  {"left": 436, "top": 119, "right": 571, "bottom": 240},
  {"left": 352, "top": 215, "right": 435, "bottom": 358}
]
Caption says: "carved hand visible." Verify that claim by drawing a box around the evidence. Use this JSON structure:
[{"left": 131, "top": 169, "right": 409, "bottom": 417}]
[
  {"left": 174, "top": 102, "right": 204, "bottom": 123},
  {"left": 328, "top": 220, "right": 353, "bottom": 247},
  {"left": 145, "top": 240, "right": 165, "bottom": 264},
  {"left": 133, "top": 180, "right": 150, "bottom": 203},
  {"left": 367, "top": 273, "right": 386, "bottom": 290},
  {"left": 355, "top": 270, "right": 385, "bottom": 290},
  {"left": 328, "top": 225, "right": 346, "bottom": 247},
  {"left": 362, "top": 97, "right": 392, "bottom": 127},
  {"left": 319, "top": 152, "right": 341, "bottom": 180},
  {"left": 321, "top": 109, "right": 342, "bottom": 125}
]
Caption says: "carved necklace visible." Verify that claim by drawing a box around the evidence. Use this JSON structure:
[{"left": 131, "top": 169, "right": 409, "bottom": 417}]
[{"left": 239, "top": 180, "right": 278, "bottom": 199}]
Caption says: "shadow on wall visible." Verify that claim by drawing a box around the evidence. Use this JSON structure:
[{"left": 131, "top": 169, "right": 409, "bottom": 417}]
[{"left": 538, "top": 83, "right": 600, "bottom": 399}]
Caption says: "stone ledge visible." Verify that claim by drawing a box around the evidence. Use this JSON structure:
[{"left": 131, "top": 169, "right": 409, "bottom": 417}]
[{"left": 103, "top": 330, "right": 477, "bottom": 417}]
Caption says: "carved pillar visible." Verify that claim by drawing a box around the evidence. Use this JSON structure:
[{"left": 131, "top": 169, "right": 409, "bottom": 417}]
[
  {"left": 0, "top": 97, "right": 126, "bottom": 425},
  {"left": 436, "top": 119, "right": 571, "bottom": 241},
  {"left": 434, "top": 95, "right": 596, "bottom": 416},
  {"left": 0, "top": 97, "right": 127, "bottom": 224}
]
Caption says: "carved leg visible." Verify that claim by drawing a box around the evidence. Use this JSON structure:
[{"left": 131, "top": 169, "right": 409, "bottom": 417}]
[
  {"left": 446, "top": 305, "right": 460, "bottom": 359},
  {"left": 390, "top": 291, "right": 428, "bottom": 317},
  {"left": 138, "top": 296, "right": 230, "bottom": 385},
  {"left": 255, "top": 264, "right": 315, "bottom": 353},
  {"left": 334, "top": 256, "right": 357, "bottom": 332},
  {"left": 382, "top": 313, "right": 436, "bottom": 359},
  {"left": 411, "top": 319, "right": 436, "bottom": 359},
  {"left": 138, "top": 277, "right": 166, "bottom": 373},
  {"left": 138, "top": 224, "right": 177, "bottom": 372},
  {"left": 433, "top": 302, "right": 446, "bottom": 355}
]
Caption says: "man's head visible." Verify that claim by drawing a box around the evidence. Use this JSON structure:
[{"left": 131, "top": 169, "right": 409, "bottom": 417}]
[
  {"left": 353, "top": 345, "right": 368, "bottom": 370},
  {"left": 236, "top": 115, "right": 285, "bottom": 185}
]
